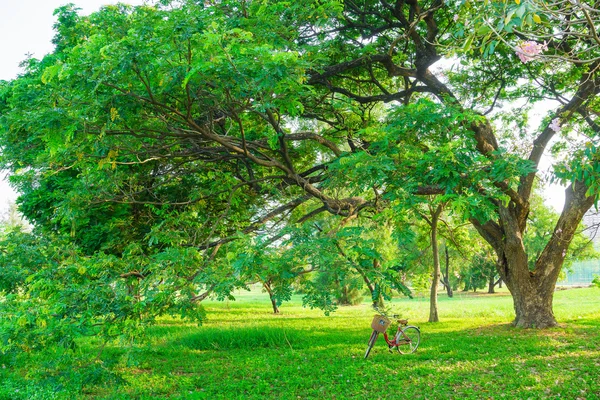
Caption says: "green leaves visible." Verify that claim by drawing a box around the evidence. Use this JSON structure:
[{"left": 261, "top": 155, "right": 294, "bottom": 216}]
[
  {"left": 2, "top": 0, "right": 598, "bottom": 355},
  {"left": 40, "top": 63, "right": 64, "bottom": 84},
  {"left": 0, "top": 230, "right": 211, "bottom": 353}
]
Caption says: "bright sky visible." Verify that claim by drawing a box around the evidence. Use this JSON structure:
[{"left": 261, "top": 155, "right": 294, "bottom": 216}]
[{"left": 0, "top": 0, "right": 147, "bottom": 212}]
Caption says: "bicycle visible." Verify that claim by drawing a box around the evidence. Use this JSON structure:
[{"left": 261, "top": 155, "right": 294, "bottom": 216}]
[{"left": 364, "top": 314, "right": 420, "bottom": 359}]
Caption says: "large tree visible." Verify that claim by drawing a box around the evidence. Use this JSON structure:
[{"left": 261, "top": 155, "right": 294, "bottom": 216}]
[
  {"left": 1, "top": 0, "right": 599, "bottom": 334},
  {"left": 453, "top": 0, "right": 600, "bottom": 326}
]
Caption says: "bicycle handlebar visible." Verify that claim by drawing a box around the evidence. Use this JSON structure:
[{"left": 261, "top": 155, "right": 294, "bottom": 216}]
[{"left": 372, "top": 307, "right": 410, "bottom": 325}]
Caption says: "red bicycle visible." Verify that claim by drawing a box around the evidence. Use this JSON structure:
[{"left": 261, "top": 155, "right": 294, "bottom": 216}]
[{"left": 364, "top": 314, "right": 420, "bottom": 359}]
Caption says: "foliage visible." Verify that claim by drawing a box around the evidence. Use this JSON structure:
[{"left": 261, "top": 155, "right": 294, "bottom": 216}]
[
  {"left": 0, "top": 230, "right": 208, "bottom": 353},
  {"left": 0, "top": 202, "right": 29, "bottom": 234},
  {"left": 1, "top": 0, "right": 600, "bottom": 349},
  {"left": 461, "top": 251, "right": 495, "bottom": 292},
  {"left": 314, "top": 270, "right": 364, "bottom": 306},
  {"left": 458, "top": 0, "right": 600, "bottom": 65}
]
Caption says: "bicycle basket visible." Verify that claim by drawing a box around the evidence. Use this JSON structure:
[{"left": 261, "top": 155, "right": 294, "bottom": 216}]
[{"left": 371, "top": 315, "right": 391, "bottom": 333}]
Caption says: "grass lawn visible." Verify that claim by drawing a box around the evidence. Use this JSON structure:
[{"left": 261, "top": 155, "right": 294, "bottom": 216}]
[{"left": 1, "top": 287, "right": 599, "bottom": 399}]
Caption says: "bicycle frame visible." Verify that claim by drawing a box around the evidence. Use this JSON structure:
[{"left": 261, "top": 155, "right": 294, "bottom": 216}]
[{"left": 383, "top": 324, "right": 412, "bottom": 349}]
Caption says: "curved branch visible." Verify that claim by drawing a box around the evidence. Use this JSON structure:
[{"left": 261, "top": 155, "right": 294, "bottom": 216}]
[
  {"left": 285, "top": 132, "right": 342, "bottom": 157},
  {"left": 519, "top": 61, "right": 600, "bottom": 203},
  {"left": 308, "top": 53, "right": 416, "bottom": 86}
]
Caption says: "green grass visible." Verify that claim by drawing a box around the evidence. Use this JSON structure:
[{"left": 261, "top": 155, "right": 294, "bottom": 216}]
[{"left": 2, "top": 287, "right": 600, "bottom": 399}]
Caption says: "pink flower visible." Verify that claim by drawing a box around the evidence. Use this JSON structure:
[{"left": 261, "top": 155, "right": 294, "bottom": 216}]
[
  {"left": 453, "top": 14, "right": 459, "bottom": 22},
  {"left": 549, "top": 118, "right": 561, "bottom": 133},
  {"left": 516, "top": 41, "right": 548, "bottom": 63}
]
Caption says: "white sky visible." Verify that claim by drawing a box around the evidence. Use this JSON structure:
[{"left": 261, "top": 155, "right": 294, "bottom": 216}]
[{"left": 0, "top": 0, "right": 147, "bottom": 212}]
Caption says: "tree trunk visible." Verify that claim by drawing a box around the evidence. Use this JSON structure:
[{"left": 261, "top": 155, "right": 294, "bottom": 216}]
[
  {"left": 487, "top": 269, "right": 496, "bottom": 294},
  {"left": 263, "top": 281, "right": 280, "bottom": 314},
  {"left": 443, "top": 246, "right": 453, "bottom": 298},
  {"left": 269, "top": 295, "right": 280, "bottom": 314},
  {"left": 354, "top": 261, "right": 383, "bottom": 308},
  {"left": 440, "top": 279, "right": 448, "bottom": 291},
  {"left": 512, "top": 284, "right": 556, "bottom": 328},
  {"left": 429, "top": 205, "right": 442, "bottom": 323},
  {"left": 497, "top": 255, "right": 559, "bottom": 328},
  {"left": 339, "top": 283, "right": 350, "bottom": 305},
  {"left": 462, "top": 280, "right": 470, "bottom": 292},
  {"left": 475, "top": 181, "right": 596, "bottom": 328},
  {"left": 371, "top": 259, "right": 384, "bottom": 308},
  {"left": 489, "top": 204, "right": 561, "bottom": 328},
  {"left": 465, "top": 55, "right": 600, "bottom": 329}
]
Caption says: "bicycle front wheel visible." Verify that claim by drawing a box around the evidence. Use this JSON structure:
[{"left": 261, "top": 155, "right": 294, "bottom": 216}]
[
  {"left": 396, "top": 326, "right": 420, "bottom": 354},
  {"left": 364, "top": 330, "right": 379, "bottom": 359}
]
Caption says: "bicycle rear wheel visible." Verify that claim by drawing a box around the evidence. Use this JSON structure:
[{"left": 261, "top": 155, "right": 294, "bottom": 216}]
[
  {"left": 396, "top": 326, "right": 420, "bottom": 354},
  {"left": 364, "top": 330, "right": 379, "bottom": 359}
]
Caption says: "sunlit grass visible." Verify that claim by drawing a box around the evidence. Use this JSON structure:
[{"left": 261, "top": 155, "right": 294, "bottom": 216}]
[{"left": 1, "top": 287, "right": 599, "bottom": 399}]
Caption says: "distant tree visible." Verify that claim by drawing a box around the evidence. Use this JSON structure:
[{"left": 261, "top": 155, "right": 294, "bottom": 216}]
[
  {"left": 440, "top": 245, "right": 454, "bottom": 298},
  {"left": 415, "top": 200, "right": 445, "bottom": 322},
  {"left": 0, "top": 201, "right": 29, "bottom": 233}
]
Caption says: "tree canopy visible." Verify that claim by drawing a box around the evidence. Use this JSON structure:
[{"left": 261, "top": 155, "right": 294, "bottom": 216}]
[{"left": 1, "top": 0, "right": 600, "bottom": 350}]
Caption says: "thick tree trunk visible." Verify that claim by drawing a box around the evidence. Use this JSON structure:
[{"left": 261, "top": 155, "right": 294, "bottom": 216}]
[
  {"left": 497, "top": 255, "right": 558, "bottom": 328},
  {"left": 512, "top": 284, "right": 556, "bottom": 328},
  {"left": 490, "top": 204, "right": 561, "bottom": 328},
  {"left": 480, "top": 181, "right": 597, "bottom": 328}
]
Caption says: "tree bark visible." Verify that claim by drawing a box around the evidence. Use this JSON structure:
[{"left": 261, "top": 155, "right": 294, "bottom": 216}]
[
  {"left": 370, "top": 259, "right": 385, "bottom": 308},
  {"left": 442, "top": 246, "right": 453, "bottom": 298},
  {"left": 429, "top": 205, "right": 443, "bottom": 322},
  {"left": 351, "top": 259, "right": 383, "bottom": 308},
  {"left": 474, "top": 181, "right": 596, "bottom": 328},
  {"left": 487, "top": 269, "right": 496, "bottom": 294},
  {"left": 495, "top": 253, "right": 559, "bottom": 327},
  {"left": 263, "top": 281, "right": 280, "bottom": 314},
  {"left": 339, "top": 283, "right": 350, "bottom": 305}
]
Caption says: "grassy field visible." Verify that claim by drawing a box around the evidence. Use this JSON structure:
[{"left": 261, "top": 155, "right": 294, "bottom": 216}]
[{"left": 1, "top": 287, "right": 599, "bottom": 399}]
